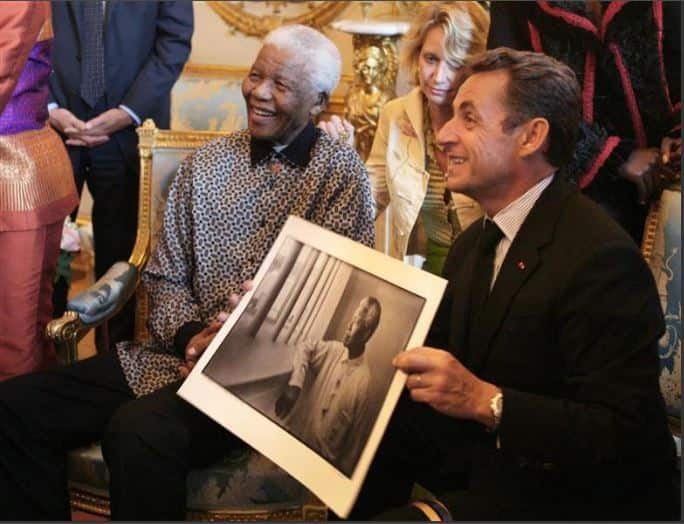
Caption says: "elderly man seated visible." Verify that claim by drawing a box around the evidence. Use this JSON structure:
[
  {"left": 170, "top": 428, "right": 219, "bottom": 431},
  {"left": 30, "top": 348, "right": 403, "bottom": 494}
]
[{"left": 0, "top": 25, "right": 374, "bottom": 521}]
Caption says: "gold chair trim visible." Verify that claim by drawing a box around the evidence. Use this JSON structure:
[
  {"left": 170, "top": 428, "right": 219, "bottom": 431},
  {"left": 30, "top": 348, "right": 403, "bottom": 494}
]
[
  {"left": 641, "top": 196, "right": 661, "bottom": 261},
  {"left": 641, "top": 182, "right": 681, "bottom": 261},
  {"left": 69, "top": 487, "right": 327, "bottom": 521}
]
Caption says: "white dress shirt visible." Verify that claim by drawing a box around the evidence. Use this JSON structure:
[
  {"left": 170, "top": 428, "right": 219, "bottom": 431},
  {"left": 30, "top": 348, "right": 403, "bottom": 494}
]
[{"left": 485, "top": 174, "right": 555, "bottom": 289}]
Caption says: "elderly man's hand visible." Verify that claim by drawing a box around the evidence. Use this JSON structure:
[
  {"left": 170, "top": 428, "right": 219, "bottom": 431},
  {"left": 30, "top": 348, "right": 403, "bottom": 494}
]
[
  {"left": 317, "top": 115, "right": 355, "bottom": 147},
  {"left": 227, "top": 280, "right": 253, "bottom": 310},
  {"left": 178, "top": 312, "right": 229, "bottom": 378},
  {"left": 393, "top": 347, "right": 501, "bottom": 429},
  {"left": 275, "top": 385, "right": 301, "bottom": 418},
  {"left": 178, "top": 280, "right": 254, "bottom": 378}
]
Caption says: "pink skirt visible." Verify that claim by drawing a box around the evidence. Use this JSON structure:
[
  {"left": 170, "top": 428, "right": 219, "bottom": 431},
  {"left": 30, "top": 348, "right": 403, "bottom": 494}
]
[{"left": 0, "top": 219, "right": 63, "bottom": 379}]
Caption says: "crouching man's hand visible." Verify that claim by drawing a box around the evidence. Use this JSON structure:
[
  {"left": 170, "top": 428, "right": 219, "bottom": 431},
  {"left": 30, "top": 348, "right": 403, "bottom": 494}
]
[
  {"left": 275, "top": 385, "right": 301, "bottom": 419},
  {"left": 393, "top": 347, "right": 501, "bottom": 430}
]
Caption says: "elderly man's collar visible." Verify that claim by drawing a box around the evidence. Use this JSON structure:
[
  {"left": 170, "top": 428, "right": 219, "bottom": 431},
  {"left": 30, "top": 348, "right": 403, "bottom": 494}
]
[{"left": 250, "top": 121, "right": 319, "bottom": 168}]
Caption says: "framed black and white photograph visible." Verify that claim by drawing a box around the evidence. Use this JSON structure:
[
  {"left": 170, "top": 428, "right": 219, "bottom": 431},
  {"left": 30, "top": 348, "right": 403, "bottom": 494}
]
[{"left": 178, "top": 216, "right": 446, "bottom": 517}]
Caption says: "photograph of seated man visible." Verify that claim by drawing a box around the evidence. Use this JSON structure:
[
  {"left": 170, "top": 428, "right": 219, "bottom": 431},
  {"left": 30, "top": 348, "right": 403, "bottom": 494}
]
[
  {"left": 203, "top": 238, "right": 425, "bottom": 478},
  {"left": 275, "top": 296, "right": 382, "bottom": 476}
]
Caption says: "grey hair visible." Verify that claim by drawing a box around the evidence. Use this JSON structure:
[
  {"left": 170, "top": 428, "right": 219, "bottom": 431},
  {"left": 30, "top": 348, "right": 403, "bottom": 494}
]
[
  {"left": 402, "top": 2, "right": 490, "bottom": 85},
  {"left": 263, "top": 24, "right": 341, "bottom": 97}
]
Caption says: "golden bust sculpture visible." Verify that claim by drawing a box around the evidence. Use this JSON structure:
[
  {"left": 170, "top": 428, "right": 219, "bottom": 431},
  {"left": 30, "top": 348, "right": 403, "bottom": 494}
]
[{"left": 345, "top": 45, "right": 393, "bottom": 160}]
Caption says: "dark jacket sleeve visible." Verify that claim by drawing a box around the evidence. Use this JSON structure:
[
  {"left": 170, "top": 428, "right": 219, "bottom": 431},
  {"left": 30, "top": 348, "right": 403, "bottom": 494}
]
[
  {"left": 47, "top": 2, "right": 75, "bottom": 107},
  {"left": 498, "top": 242, "right": 667, "bottom": 468},
  {"left": 119, "top": 1, "right": 193, "bottom": 120},
  {"left": 47, "top": 71, "right": 64, "bottom": 107}
]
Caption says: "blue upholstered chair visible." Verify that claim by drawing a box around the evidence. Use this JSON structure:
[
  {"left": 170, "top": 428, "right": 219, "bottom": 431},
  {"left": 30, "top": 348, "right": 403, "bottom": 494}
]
[
  {"left": 47, "top": 120, "right": 327, "bottom": 520},
  {"left": 641, "top": 183, "right": 682, "bottom": 458},
  {"left": 171, "top": 63, "right": 248, "bottom": 133}
]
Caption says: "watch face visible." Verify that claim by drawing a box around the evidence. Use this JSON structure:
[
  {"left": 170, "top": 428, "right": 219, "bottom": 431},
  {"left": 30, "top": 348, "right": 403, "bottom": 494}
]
[{"left": 490, "top": 392, "right": 503, "bottom": 426}]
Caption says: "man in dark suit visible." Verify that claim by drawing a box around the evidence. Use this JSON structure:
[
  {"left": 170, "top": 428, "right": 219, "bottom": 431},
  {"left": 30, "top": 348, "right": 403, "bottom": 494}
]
[
  {"left": 349, "top": 48, "right": 679, "bottom": 520},
  {"left": 48, "top": 1, "right": 193, "bottom": 348}
]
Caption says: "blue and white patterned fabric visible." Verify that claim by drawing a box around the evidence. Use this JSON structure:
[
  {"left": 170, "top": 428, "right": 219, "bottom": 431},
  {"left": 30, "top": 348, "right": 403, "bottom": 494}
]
[
  {"left": 68, "top": 444, "right": 308, "bottom": 512},
  {"left": 644, "top": 187, "right": 681, "bottom": 423}
]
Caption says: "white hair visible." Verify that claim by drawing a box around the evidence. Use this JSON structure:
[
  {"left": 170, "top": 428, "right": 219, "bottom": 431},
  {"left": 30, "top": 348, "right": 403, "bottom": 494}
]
[{"left": 262, "top": 24, "right": 341, "bottom": 97}]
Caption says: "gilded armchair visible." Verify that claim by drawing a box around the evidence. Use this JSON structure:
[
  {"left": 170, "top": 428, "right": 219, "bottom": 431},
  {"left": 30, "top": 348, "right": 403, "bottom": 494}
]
[{"left": 46, "top": 119, "right": 327, "bottom": 520}]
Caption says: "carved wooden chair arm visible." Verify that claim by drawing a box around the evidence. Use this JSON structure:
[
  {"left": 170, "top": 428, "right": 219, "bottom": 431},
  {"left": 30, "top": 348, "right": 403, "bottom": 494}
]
[{"left": 47, "top": 261, "right": 139, "bottom": 363}]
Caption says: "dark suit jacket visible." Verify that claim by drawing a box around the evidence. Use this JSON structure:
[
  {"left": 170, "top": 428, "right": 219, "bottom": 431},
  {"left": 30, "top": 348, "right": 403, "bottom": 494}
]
[
  {"left": 428, "top": 176, "right": 677, "bottom": 519},
  {"left": 48, "top": 0, "right": 193, "bottom": 167}
]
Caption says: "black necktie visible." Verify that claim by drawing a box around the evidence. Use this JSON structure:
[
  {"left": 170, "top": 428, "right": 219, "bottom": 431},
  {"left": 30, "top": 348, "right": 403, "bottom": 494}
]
[
  {"left": 468, "top": 220, "right": 504, "bottom": 328},
  {"left": 80, "top": 1, "right": 105, "bottom": 107}
]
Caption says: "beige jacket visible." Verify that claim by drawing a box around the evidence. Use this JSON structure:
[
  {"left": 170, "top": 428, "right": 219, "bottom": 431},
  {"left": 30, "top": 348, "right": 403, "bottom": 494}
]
[{"left": 367, "top": 87, "right": 482, "bottom": 260}]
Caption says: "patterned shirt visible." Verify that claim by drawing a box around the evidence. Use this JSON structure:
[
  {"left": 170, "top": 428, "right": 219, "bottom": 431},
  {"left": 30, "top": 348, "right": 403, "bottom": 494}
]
[{"left": 116, "top": 124, "right": 375, "bottom": 397}]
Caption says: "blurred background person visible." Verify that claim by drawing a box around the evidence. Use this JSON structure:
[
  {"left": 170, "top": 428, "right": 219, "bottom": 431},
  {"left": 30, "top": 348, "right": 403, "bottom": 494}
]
[
  {"left": 487, "top": 0, "right": 681, "bottom": 244},
  {"left": 0, "top": 1, "right": 78, "bottom": 379},
  {"left": 323, "top": 2, "right": 489, "bottom": 276},
  {"left": 47, "top": 1, "right": 193, "bottom": 351}
]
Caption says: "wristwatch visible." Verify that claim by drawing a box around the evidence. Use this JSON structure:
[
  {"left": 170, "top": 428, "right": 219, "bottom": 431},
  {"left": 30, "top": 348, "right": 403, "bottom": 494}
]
[{"left": 489, "top": 392, "right": 504, "bottom": 430}]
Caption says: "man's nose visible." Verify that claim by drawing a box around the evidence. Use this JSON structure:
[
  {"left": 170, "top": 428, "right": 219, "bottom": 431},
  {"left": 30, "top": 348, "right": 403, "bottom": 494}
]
[
  {"left": 436, "top": 118, "right": 459, "bottom": 147},
  {"left": 252, "top": 79, "right": 272, "bottom": 100}
]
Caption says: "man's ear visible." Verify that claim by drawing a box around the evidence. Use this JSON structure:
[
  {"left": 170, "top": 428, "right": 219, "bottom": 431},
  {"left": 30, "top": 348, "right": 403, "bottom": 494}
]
[
  {"left": 310, "top": 92, "right": 329, "bottom": 118},
  {"left": 518, "top": 117, "right": 550, "bottom": 158}
]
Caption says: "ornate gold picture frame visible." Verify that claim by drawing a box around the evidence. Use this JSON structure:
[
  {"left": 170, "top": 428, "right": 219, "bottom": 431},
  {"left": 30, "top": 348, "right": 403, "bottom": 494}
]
[{"left": 208, "top": 1, "right": 348, "bottom": 37}]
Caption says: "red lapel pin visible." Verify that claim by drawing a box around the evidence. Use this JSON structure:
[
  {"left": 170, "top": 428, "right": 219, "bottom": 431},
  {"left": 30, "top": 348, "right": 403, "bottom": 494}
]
[{"left": 517, "top": 260, "right": 526, "bottom": 270}]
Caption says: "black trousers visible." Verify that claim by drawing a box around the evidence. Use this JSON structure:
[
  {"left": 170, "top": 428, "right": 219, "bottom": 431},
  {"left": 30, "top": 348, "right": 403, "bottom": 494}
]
[
  {"left": 0, "top": 353, "right": 244, "bottom": 520},
  {"left": 68, "top": 126, "right": 139, "bottom": 350},
  {"left": 346, "top": 391, "right": 470, "bottom": 520},
  {"left": 347, "top": 392, "right": 680, "bottom": 521}
]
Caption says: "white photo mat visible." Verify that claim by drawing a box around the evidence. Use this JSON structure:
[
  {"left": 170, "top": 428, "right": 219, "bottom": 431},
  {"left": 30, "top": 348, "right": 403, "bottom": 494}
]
[{"left": 178, "top": 215, "right": 447, "bottom": 517}]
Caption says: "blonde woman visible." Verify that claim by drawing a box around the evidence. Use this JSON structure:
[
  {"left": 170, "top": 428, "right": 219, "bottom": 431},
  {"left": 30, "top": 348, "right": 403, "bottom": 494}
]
[
  {"left": 376, "top": 2, "right": 490, "bottom": 275},
  {"left": 322, "top": 3, "right": 489, "bottom": 275}
]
